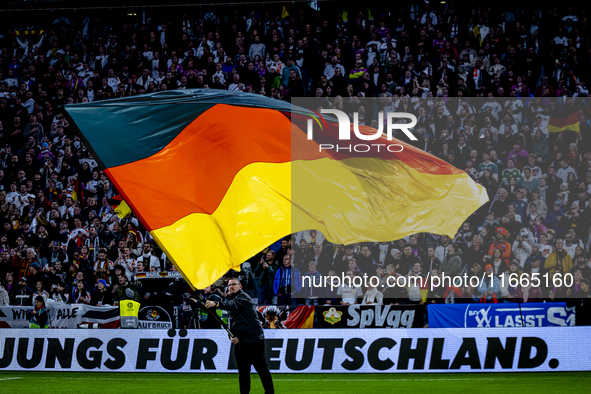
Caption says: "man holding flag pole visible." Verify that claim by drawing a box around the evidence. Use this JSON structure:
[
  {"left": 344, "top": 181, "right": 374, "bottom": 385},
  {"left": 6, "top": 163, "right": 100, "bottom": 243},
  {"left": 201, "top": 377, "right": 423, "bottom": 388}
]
[{"left": 205, "top": 278, "right": 274, "bottom": 394}]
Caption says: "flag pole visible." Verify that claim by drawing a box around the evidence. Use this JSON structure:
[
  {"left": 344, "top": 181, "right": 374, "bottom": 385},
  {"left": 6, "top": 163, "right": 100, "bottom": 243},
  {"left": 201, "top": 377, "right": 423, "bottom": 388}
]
[{"left": 195, "top": 291, "right": 234, "bottom": 338}]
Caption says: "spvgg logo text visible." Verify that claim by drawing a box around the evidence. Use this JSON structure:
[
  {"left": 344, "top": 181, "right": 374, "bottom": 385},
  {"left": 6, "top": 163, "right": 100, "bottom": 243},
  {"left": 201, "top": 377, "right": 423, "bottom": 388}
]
[{"left": 307, "top": 109, "right": 417, "bottom": 153}]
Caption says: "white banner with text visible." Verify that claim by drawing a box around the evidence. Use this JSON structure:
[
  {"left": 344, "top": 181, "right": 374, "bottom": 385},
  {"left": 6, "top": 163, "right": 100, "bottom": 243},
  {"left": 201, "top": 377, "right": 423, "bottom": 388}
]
[{"left": 1, "top": 328, "right": 590, "bottom": 373}]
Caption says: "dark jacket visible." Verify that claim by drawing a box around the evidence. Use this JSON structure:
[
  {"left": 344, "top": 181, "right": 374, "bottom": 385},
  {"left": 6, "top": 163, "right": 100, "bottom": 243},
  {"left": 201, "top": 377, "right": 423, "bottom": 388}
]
[
  {"left": 423, "top": 257, "right": 442, "bottom": 273},
  {"left": 113, "top": 282, "right": 140, "bottom": 304},
  {"left": 29, "top": 307, "right": 48, "bottom": 328},
  {"left": 14, "top": 285, "right": 34, "bottom": 306},
  {"left": 90, "top": 289, "right": 114, "bottom": 306},
  {"left": 575, "top": 292, "right": 591, "bottom": 326},
  {"left": 218, "top": 289, "right": 264, "bottom": 344},
  {"left": 399, "top": 252, "right": 422, "bottom": 274},
  {"left": 441, "top": 249, "right": 463, "bottom": 277},
  {"left": 254, "top": 261, "right": 279, "bottom": 288}
]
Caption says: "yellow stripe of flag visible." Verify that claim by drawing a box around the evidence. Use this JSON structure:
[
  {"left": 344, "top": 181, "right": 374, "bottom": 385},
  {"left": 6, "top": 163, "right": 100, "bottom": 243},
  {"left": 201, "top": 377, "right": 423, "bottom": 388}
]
[{"left": 151, "top": 159, "right": 487, "bottom": 289}]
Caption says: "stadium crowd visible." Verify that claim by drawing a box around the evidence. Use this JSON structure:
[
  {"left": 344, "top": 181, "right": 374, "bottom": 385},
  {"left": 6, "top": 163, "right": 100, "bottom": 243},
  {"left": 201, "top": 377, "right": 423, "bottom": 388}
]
[{"left": 0, "top": 3, "right": 589, "bottom": 322}]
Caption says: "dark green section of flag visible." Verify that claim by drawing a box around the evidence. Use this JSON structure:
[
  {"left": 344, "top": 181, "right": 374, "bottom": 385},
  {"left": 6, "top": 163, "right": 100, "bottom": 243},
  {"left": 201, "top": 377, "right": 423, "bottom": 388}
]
[
  {"left": 64, "top": 94, "right": 214, "bottom": 168},
  {"left": 63, "top": 89, "right": 323, "bottom": 169}
]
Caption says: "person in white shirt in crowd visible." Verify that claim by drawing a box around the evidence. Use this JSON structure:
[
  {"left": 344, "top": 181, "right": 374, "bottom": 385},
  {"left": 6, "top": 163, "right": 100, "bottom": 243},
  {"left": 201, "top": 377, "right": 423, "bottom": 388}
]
[
  {"left": 435, "top": 235, "right": 452, "bottom": 262},
  {"left": 212, "top": 62, "right": 227, "bottom": 85},
  {"left": 538, "top": 232, "right": 554, "bottom": 258},
  {"left": 556, "top": 159, "right": 577, "bottom": 184},
  {"left": 137, "top": 68, "right": 153, "bottom": 90},
  {"left": 106, "top": 69, "right": 121, "bottom": 91},
  {"left": 137, "top": 243, "right": 161, "bottom": 273},
  {"left": 513, "top": 232, "right": 533, "bottom": 268},
  {"left": 323, "top": 56, "right": 345, "bottom": 80},
  {"left": 554, "top": 28, "right": 568, "bottom": 46},
  {"left": 294, "top": 230, "right": 325, "bottom": 246},
  {"left": 362, "top": 284, "right": 383, "bottom": 305},
  {"left": 116, "top": 247, "right": 137, "bottom": 282},
  {"left": 227, "top": 74, "right": 243, "bottom": 92},
  {"left": 563, "top": 231, "right": 584, "bottom": 260},
  {"left": 3, "top": 70, "right": 19, "bottom": 88},
  {"left": 337, "top": 270, "right": 363, "bottom": 305}
]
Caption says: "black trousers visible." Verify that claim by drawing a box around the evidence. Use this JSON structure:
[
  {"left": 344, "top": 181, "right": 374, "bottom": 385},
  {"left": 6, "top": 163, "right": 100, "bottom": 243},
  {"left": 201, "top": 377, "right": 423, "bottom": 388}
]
[{"left": 234, "top": 339, "right": 274, "bottom": 394}]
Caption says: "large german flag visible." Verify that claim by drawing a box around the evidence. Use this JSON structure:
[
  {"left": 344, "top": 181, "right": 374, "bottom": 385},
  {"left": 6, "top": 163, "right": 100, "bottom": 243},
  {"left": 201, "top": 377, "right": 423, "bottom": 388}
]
[{"left": 63, "top": 90, "right": 487, "bottom": 289}]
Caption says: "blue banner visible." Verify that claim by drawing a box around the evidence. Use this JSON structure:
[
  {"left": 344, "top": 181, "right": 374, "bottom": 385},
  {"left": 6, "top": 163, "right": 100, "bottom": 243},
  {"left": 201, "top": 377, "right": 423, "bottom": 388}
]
[{"left": 428, "top": 303, "right": 576, "bottom": 328}]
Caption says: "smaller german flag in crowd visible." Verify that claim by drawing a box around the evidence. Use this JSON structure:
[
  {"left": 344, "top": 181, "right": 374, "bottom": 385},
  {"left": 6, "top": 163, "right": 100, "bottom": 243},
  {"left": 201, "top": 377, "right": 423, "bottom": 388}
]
[{"left": 108, "top": 195, "right": 132, "bottom": 219}]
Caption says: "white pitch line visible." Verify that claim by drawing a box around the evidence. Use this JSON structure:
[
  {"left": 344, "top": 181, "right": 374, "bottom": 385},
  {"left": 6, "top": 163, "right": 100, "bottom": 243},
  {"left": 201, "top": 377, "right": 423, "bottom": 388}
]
[
  {"left": 230, "top": 377, "right": 591, "bottom": 382},
  {"left": 6, "top": 376, "right": 591, "bottom": 382}
]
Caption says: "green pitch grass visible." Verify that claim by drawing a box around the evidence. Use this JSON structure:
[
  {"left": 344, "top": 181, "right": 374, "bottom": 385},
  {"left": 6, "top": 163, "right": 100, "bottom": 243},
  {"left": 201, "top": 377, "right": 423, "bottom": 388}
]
[{"left": 1, "top": 371, "right": 589, "bottom": 393}]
